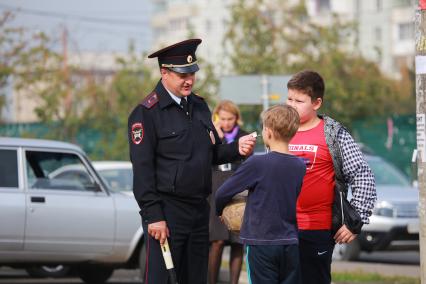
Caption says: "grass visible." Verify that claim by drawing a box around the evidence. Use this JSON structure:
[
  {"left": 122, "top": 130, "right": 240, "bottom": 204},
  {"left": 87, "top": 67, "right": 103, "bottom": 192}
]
[
  {"left": 332, "top": 271, "right": 420, "bottom": 284},
  {"left": 223, "top": 260, "right": 420, "bottom": 284}
]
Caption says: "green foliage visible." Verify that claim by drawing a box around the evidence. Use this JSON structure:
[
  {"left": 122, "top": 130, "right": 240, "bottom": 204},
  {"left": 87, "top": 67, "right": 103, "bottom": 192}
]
[
  {"left": 225, "top": 0, "right": 414, "bottom": 128},
  {"left": 0, "top": 12, "right": 220, "bottom": 160},
  {"left": 0, "top": 11, "right": 79, "bottom": 137},
  {"left": 225, "top": 0, "right": 284, "bottom": 74},
  {"left": 196, "top": 57, "right": 219, "bottom": 107},
  {"left": 0, "top": 11, "right": 62, "bottom": 123},
  {"left": 0, "top": 12, "right": 23, "bottom": 91},
  {"left": 332, "top": 271, "right": 420, "bottom": 284},
  {"left": 86, "top": 46, "right": 158, "bottom": 160}
]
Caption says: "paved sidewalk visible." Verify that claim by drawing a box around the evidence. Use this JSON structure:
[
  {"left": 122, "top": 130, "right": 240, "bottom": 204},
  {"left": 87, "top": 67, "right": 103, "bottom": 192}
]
[
  {"left": 218, "top": 269, "right": 248, "bottom": 284},
  {"left": 332, "top": 260, "right": 420, "bottom": 278}
]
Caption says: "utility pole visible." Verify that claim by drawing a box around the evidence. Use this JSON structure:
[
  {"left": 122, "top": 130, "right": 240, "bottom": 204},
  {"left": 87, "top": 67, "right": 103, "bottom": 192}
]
[
  {"left": 416, "top": 1, "right": 426, "bottom": 282},
  {"left": 62, "top": 25, "right": 72, "bottom": 114}
]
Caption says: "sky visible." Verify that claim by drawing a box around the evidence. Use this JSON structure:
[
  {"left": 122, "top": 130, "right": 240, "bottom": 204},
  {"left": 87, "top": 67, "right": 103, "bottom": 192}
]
[{"left": 0, "top": 0, "right": 152, "bottom": 53}]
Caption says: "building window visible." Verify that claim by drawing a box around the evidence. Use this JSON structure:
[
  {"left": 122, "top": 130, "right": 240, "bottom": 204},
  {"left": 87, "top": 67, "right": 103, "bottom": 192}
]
[
  {"left": 398, "top": 22, "right": 414, "bottom": 41},
  {"left": 374, "top": 27, "right": 382, "bottom": 41},
  {"left": 170, "top": 18, "right": 186, "bottom": 31},
  {"left": 395, "top": 0, "right": 415, "bottom": 7},
  {"left": 205, "top": 19, "right": 212, "bottom": 33},
  {"left": 355, "top": 0, "right": 361, "bottom": 14},
  {"left": 376, "top": 0, "right": 382, "bottom": 11},
  {"left": 318, "top": 0, "right": 331, "bottom": 12}
]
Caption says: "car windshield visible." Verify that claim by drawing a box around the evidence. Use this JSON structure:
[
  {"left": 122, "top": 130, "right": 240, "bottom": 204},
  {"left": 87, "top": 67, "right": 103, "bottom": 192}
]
[
  {"left": 98, "top": 169, "right": 133, "bottom": 192},
  {"left": 366, "top": 156, "right": 411, "bottom": 186}
]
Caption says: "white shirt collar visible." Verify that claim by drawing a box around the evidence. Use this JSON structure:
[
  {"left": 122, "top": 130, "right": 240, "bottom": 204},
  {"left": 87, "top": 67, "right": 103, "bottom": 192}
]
[{"left": 164, "top": 87, "right": 186, "bottom": 105}]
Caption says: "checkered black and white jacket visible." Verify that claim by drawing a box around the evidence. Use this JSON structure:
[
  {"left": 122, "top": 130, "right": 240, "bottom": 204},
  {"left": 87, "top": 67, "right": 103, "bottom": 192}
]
[{"left": 323, "top": 115, "right": 377, "bottom": 225}]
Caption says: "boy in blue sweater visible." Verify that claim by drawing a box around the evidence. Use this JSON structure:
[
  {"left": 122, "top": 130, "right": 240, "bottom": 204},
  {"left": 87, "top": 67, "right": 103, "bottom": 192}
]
[{"left": 215, "top": 104, "right": 306, "bottom": 284}]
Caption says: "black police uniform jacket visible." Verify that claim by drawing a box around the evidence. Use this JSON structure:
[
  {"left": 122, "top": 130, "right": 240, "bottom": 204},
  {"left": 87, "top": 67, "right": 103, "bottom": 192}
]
[{"left": 128, "top": 80, "right": 242, "bottom": 225}]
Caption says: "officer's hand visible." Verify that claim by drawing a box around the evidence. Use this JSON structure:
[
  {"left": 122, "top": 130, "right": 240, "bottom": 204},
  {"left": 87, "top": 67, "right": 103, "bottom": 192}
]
[
  {"left": 334, "top": 224, "right": 357, "bottom": 244},
  {"left": 238, "top": 134, "right": 256, "bottom": 156},
  {"left": 148, "top": 221, "right": 170, "bottom": 245}
]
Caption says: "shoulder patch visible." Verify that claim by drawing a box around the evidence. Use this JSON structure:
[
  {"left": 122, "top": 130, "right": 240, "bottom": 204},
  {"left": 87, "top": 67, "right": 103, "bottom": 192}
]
[
  {"left": 193, "top": 93, "right": 204, "bottom": 100},
  {"left": 131, "top": 122, "right": 144, "bottom": 145},
  {"left": 141, "top": 92, "right": 159, "bottom": 109}
]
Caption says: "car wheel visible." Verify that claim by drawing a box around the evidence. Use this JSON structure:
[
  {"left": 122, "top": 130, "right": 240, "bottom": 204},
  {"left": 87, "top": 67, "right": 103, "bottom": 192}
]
[
  {"left": 332, "top": 239, "right": 361, "bottom": 261},
  {"left": 25, "top": 265, "right": 71, "bottom": 278},
  {"left": 139, "top": 242, "right": 147, "bottom": 283},
  {"left": 78, "top": 266, "right": 114, "bottom": 284}
]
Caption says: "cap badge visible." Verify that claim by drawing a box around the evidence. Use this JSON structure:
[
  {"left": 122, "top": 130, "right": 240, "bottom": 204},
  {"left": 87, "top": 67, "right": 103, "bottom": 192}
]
[{"left": 187, "top": 55, "right": 193, "bottom": 63}]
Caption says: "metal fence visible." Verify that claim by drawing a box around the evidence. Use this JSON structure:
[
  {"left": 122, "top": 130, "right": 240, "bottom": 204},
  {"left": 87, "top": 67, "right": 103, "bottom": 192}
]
[
  {"left": 0, "top": 114, "right": 416, "bottom": 180},
  {"left": 352, "top": 114, "right": 416, "bottom": 180}
]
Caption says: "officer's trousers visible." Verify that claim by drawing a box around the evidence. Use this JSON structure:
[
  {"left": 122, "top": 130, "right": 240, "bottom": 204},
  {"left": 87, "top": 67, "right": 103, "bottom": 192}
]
[{"left": 142, "top": 198, "right": 210, "bottom": 284}]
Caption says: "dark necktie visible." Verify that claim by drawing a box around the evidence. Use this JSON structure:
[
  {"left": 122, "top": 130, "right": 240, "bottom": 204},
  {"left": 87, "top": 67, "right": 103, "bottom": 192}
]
[{"left": 180, "top": 98, "right": 189, "bottom": 116}]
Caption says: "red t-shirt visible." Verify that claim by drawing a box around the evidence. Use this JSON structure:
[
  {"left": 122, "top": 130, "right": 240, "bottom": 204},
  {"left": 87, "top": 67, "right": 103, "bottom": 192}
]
[{"left": 289, "top": 120, "right": 335, "bottom": 230}]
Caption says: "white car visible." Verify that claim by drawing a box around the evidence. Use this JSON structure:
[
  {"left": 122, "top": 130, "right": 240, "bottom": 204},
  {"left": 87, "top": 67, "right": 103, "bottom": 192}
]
[
  {"left": 92, "top": 161, "right": 133, "bottom": 193},
  {"left": 48, "top": 161, "right": 133, "bottom": 194},
  {"left": 0, "top": 138, "right": 144, "bottom": 283}
]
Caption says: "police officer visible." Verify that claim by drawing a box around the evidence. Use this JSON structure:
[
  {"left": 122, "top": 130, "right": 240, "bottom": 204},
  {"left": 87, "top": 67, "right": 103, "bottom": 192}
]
[{"left": 128, "top": 38, "right": 256, "bottom": 284}]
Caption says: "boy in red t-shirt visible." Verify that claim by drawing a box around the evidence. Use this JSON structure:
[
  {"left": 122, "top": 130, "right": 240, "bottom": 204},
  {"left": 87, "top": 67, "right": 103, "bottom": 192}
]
[{"left": 286, "top": 70, "right": 376, "bottom": 284}]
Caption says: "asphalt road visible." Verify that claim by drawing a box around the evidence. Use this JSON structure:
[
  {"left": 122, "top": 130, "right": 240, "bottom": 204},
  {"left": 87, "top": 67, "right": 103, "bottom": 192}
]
[
  {"left": 332, "top": 250, "right": 420, "bottom": 278},
  {"left": 0, "top": 251, "right": 420, "bottom": 284}
]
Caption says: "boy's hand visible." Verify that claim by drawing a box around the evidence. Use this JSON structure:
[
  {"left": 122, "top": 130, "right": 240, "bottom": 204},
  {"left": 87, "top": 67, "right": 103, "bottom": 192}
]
[
  {"left": 238, "top": 133, "right": 256, "bottom": 156},
  {"left": 333, "top": 224, "right": 357, "bottom": 244}
]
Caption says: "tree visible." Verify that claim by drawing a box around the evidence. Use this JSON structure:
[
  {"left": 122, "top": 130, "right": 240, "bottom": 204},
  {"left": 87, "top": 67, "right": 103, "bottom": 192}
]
[
  {"left": 195, "top": 57, "right": 220, "bottom": 107},
  {"left": 0, "top": 11, "right": 85, "bottom": 141},
  {"left": 0, "top": 12, "right": 220, "bottom": 159},
  {"left": 225, "top": 0, "right": 414, "bottom": 127},
  {"left": 0, "top": 11, "right": 62, "bottom": 123},
  {"left": 84, "top": 45, "right": 158, "bottom": 160},
  {"left": 0, "top": 11, "right": 21, "bottom": 119}
]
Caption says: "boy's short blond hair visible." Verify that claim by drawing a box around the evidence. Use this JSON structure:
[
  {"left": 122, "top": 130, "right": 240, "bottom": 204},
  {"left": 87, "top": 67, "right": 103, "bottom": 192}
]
[{"left": 261, "top": 104, "right": 300, "bottom": 142}]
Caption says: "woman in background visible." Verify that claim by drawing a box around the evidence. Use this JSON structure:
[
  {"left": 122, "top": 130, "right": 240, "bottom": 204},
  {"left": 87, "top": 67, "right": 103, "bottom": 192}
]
[{"left": 208, "top": 100, "right": 247, "bottom": 284}]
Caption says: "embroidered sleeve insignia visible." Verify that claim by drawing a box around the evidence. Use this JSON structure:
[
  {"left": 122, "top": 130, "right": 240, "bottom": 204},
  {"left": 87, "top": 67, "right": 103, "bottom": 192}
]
[
  {"left": 141, "top": 92, "right": 159, "bottom": 109},
  {"left": 131, "top": 123, "right": 144, "bottom": 145}
]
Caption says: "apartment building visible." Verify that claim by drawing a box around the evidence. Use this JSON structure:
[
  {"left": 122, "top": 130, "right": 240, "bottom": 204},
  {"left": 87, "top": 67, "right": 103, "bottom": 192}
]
[
  {"left": 151, "top": 0, "right": 416, "bottom": 77},
  {"left": 150, "top": 0, "right": 233, "bottom": 73}
]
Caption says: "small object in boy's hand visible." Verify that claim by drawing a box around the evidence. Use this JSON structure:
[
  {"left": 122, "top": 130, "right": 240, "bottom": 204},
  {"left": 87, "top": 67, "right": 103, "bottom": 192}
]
[{"left": 250, "top": 132, "right": 258, "bottom": 138}]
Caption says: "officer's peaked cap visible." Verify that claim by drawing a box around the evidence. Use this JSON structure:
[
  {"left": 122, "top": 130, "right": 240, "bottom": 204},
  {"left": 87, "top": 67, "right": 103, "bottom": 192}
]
[{"left": 148, "top": 39, "right": 202, "bottom": 74}]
